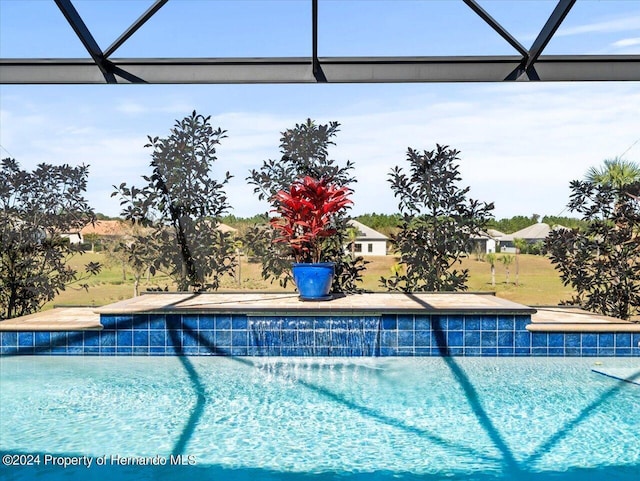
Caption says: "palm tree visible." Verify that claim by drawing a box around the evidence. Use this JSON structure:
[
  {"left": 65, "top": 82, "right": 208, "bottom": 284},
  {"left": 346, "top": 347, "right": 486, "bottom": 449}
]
[
  {"left": 486, "top": 252, "right": 497, "bottom": 287},
  {"left": 585, "top": 157, "right": 640, "bottom": 189},
  {"left": 500, "top": 254, "right": 514, "bottom": 285}
]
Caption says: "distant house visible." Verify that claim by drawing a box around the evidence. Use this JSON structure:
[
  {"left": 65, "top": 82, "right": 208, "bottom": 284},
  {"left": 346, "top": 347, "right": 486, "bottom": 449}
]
[
  {"left": 499, "top": 223, "right": 567, "bottom": 253},
  {"left": 217, "top": 223, "right": 238, "bottom": 235},
  {"left": 469, "top": 231, "right": 497, "bottom": 254},
  {"left": 80, "top": 220, "right": 132, "bottom": 241},
  {"left": 60, "top": 232, "right": 83, "bottom": 244},
  {"left": 347, "top": 220, "right": 388, "bottom": 256}
]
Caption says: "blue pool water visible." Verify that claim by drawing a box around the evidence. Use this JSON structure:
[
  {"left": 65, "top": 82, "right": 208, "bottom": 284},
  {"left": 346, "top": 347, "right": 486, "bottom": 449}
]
[{"left": 0, "top": 357, "right": 638, "bottom": 480}]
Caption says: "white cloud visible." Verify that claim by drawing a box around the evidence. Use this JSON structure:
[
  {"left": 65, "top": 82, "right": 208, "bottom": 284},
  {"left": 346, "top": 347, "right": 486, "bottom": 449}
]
[
  {"left": 557, "top": 15, "right": 640, "bottom": 37},
  {"left": 2, "top": 83, "right": 639, "bottom": 219},
  {"left": 612, "top": 37, "right": 640, "bottom": 48}
]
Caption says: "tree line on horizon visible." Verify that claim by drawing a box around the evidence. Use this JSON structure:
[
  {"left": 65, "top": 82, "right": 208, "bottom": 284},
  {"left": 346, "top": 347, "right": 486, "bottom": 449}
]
[{"left": 1, "top": 111, "right": 639, "bottom": 320}]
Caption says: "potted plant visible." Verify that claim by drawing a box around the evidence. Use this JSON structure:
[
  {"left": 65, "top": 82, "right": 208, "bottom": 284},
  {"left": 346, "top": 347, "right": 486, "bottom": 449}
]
[{"left": 271, "top": 176, "right": 353, "bottom": 300}]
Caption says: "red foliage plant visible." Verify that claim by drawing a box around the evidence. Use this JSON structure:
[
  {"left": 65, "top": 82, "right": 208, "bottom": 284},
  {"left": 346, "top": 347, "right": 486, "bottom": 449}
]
[{"left": 271, "top": 176, "right": 353, "bottom": 263}]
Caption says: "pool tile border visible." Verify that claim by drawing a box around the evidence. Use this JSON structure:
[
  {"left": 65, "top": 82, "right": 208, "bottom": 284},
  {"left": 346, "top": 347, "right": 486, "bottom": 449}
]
[{"left": 1, "top": 313, "right": 638, "bottom": 357}]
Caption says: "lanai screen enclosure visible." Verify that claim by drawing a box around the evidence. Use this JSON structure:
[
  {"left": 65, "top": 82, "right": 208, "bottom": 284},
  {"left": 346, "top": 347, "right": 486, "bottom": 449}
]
[{"left": 1, "top": 0, "right": 639, "bottom": 85}]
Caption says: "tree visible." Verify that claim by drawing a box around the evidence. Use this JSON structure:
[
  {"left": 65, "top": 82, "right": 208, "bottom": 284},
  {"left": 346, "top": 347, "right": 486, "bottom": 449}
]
[
  {"left": 0, "top": 158, "right": 101, "bottom": 320},
  {"left": 113, "top": 111, "right": 236, "bottom": 292},
  {"left": 82, "top": 232, "right": 101, "bottom": 252},
  {"left": 500, "top": 254, "right": 514, "bottom": 285},
  {"left": 586, "top": 157, "right": 640, "bottom": 189},
  {"left": 381, "top": 145, "right": 494, "bottom": 292},
  {"left": 513, "top": 238, "right": 528, "bottom": 286},
  {"left": 245, "top": 119, "right": 367, "bottom": 292},
  {"left": 546, "top": 179, "right": 640, "bottom": 320},
  {"left": 486, "top": 252, "right": 497, "bottom": 287}
]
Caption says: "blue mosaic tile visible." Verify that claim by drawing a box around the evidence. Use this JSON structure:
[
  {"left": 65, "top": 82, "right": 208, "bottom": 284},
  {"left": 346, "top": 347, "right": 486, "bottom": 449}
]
[
  {"left": 216, "top": 330, "right": 232, "bottom": 347},
  {"left": 294, "top": 330, "right": 311, "bottom": 347},
  {"left": 548, "top": 348, "right": 565, "bottom": 356},
  {"left": 133, "top": 330, "right": 149, "bottom": 346},
  {"left": 615, "top": 348, "right": 632, "bottom": 356},
  {"left": 581, "top": 348, "right": 597, "bottom": 357},
  {"left": 515, "top": 332, "right": 530, "bottom": 348},
  {"left": 515, "top": 347, "right": 531, "bottom": 355},
  {"left": 379, "top": 346, "right": 398, "bottom": 356},
  {"left": 149, "top": 315, "right": 165, "bottom": 329},
  {"left": 166, "top": 314, "right": 181, "bottom": 329},
  {"left": 313, "top": 329, "right": 329, "bottom": 346},
  {"left": 397, "top": 315, "right": 414, "bottom": 331},
  {"left": 149, "top": 330, "right": 166, "bottom": 347},
  {"left": 35, "top": 332, "right": 50, "bottom": 348},
  {"left": 465, "top": 318, "right": 480, "bottom": 330},
  {"left": 447, "top": 316, "right": 463, "bottom": 331},
  {"left": 68, "top": 333, "right": 85, "bottom": 348},
  {"left": 498, "top": 347, "right": 515, "bottom": 356},
  {"left": 232, "top": 330, "right": 248, "bottom": 346},
  {"left": 398, "top": 331, "right": 414, "bottom": 348},
  {"left": 480, "top": 316, "right": 497, "bottom": 331},
  {"left": 465, "top": 347, "right": 481, "bottom": 356},
  {"left": 231, "top": 316, "right": 248, "bottom": 330},
  {"left": 133, "top": 346, "right": 149, "bottom": 355},
  {"left": 615, "top": 333, "right": 631, "bottom": 347},
  {"left": 380, "top": 331, "right": 397, "bottom": 348},
  {"left": 50, "top": 332, "right": 67, "bottom": 349},
  {"left": 598, "top": 348, "right": 614, "bottom": 356},
  {"left": 116, "top": 330, "right": 133, "bottom": 347},
  {"left": 566, "top": 347, "right": 581, "bottom": 356},
  {"left": 1, "top": 332, "right": 17, "bottom": 347},
  {"left": 83, "top": 331, "right": 100, "bottom": 346},
  {"left": 182, "top": 331, "right": 199, "bottom": 347},
  {"left": 414, "top": 330, "right": 431, "bottom": 347},
  {"left": 182, "top": 316, "right": 198, "bottom": 330},
  {"left": 18, "top": 332, "right": 34, "bottom": 347},
  {"left": 599, "top": 334, "right": 614, "bottom": 348},
  {"left": 132, "top": 315, "right": 149, "bottom": 330},
  {"left": 448, "top": 347, "right": 464, "bottom": 356},
  {"left": 582, "top": 334, "right": 597, "bottom": 348},
  {"left": 548, "top": 333, "right": 564, "bottom": 348},
  {"left": 498, "top": 316, "right": 514, "bottom": 331},
  {"left": 414, "top": 316, "right": 430, "bottom": 330},
  {"left": 515, "top": 316, "right": 529, "bottom": 331},
  {"left": 498, "top": 332, "right": 514, "bottom": 347},
  {"left": 532, "top": 333, "right": 548, "bottom": 347},
  {"left": 481, "top": 347, "right": 497, "bottom": 356},
  {"left": 633, "top": 334, "right": 640, "bottom": 348},
  {"left": 566, "top": 334, "right": 581, "bottom": 348},
  {"left": 532, "top": 347, "right": 549, "bottom": 356},
  {"left": 431, "top": 316, "right": 446, "bottom": 330},
  {"left": 197, "top": 316, "right": 214, "bottom": 329},
  {"left": 464, "top": 331, "right": 480, "bottom": 347},
  {"left": 381, "top": 315, "right": 397, "bottom": 330},
  {"left": 447, "top": 331, "right": 463, "bottom": 347},
  {"left": 481, "top": 331, "right": 497, "bottom": 347},
  {"left": 115, "top": 315, "right": 134, "bottom": 329},
  {"left": 414, "top": 347, "right": 431, "bottom": 356}
]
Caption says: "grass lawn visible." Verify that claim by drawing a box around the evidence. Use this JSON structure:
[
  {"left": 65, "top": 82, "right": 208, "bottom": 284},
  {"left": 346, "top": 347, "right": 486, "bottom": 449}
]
[{"left": 49, "top": 252, "right": 574, "bottom": 308}]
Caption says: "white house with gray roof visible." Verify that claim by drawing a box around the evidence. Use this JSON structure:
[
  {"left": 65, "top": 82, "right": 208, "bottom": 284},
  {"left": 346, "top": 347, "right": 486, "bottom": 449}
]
[{"left": 347, "top": 220, "right": 388, "bottom": 256}]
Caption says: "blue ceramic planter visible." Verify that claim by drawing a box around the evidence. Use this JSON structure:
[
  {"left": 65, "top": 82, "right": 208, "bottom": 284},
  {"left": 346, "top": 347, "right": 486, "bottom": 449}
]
[{"left": 292, "top": 262, "right": 335, "bottom": 301}]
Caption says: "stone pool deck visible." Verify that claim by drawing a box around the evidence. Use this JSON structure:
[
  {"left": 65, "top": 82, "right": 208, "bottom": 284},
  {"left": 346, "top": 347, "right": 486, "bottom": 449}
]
[{"left": 0, "top": 293, "right": 638, "bottom": 357}]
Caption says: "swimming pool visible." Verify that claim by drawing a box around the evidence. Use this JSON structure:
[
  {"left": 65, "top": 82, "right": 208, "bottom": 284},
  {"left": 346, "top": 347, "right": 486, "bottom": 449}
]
[{"left": 1, "top": 357, "right": 638, "bottom": 480}]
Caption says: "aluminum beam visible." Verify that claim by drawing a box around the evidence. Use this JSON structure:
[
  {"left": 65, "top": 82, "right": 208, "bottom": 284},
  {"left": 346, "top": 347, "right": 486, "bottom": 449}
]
[
  {"left": 54, "top": 0, "right": 116, "bottom": 83},
  {"left": 104, "top": 0, "right": 169, "bottom": 58},
  {"left": 2, "top": 56, "right": 639, "bottom": 84}
]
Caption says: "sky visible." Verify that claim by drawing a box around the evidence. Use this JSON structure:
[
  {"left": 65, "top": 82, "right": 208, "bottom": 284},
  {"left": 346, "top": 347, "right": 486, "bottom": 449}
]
[{"left": 1, "top": 0, "right": 639, "bottom": 220}]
